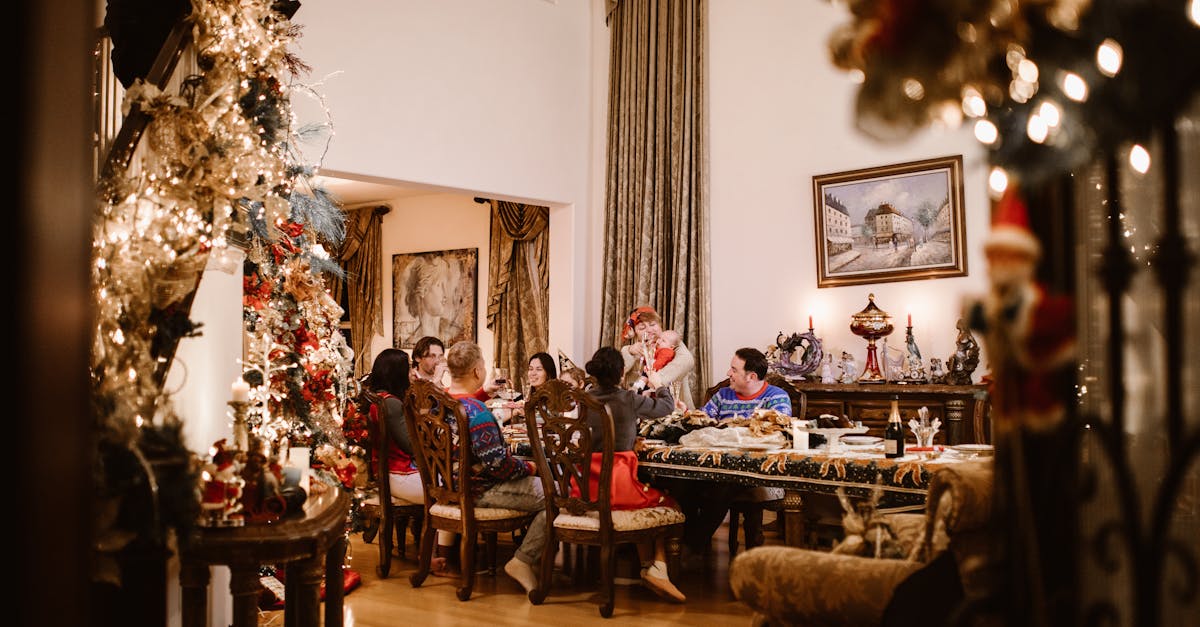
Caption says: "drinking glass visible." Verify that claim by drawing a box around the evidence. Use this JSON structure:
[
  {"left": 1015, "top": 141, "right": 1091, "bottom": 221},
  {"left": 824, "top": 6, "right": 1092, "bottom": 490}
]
[{"left": 495, "top": 368, "right": 511, "bottom": 400}]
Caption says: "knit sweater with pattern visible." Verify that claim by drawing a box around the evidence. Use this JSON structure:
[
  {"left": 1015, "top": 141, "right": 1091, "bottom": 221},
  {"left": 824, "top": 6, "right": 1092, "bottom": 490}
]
[
  {"left": 701, "top": 382, "right": 792, "bottom": 420},
  {"left": 452, "top": 393, "right": 532, "bottom": 495}
]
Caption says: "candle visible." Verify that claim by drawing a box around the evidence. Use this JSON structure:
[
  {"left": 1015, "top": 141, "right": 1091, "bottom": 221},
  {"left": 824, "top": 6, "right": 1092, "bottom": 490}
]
[
  {"left": 808, "top": 315, "right": 814, "bottom": 329},
  {"left": 907, "top": 313, "right": 912, "bottom": 327},
  {"left": 231, "top": 378, "right": 250, "bottom": 403}
]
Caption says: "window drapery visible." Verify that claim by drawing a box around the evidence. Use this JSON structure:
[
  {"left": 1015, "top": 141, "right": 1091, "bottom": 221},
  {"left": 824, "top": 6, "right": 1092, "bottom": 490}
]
[
  {"left": 487, "top": 200, "right": 550, "bottom": 390},
  {"left": 599, "top": 0, "right": 711, "bottom": 407},
  {"left": 333, "top": 204, "right": 389, "bottom": 377}
]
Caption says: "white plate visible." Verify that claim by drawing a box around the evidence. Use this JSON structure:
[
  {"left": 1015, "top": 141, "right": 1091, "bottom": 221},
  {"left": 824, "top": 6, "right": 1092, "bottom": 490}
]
[
  {"left": 641, "top": 439, "right": 668, "bottom": 447},
  {"left": 841, "top": 435, "right": 882, "bottom": 446},
  {"left": 950, "top": 444, "right": 995, "bottom": 457}
]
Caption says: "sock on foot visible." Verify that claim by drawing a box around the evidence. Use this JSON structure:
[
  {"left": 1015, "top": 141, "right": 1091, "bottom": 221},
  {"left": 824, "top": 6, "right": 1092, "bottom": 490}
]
[{"left": 504, "top": 557, "right": 538, "bottom": 593}]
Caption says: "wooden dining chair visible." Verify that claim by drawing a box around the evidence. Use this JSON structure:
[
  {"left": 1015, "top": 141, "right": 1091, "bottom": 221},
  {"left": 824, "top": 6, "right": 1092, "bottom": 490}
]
[
  {"left": 403, "top": 379, "right": 538, "bottom": 601},
  {"left": 360, "top": 389, "right": 425, "bottom": 578},
  {"left": 523, "top": 379, "right": 685, "bottom": 617}
]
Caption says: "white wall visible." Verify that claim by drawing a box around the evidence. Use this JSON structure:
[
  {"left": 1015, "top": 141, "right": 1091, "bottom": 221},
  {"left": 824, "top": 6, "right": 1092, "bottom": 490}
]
[
  {"left": 294, "top": 0, "right": 595, "bottom": 363},
  {"left": 299, "top": 0, "right": 994, "bottom": 388},
  {"left": 704, "top": 0, "right": 992, "bottom": 381}
]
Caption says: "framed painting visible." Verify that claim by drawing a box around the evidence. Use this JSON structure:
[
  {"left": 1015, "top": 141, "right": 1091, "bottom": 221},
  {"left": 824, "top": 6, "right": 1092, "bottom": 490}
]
[
  {"left": 392, "top": 247, "right": 479, "bottom": 349},
  {"left": 812, "top": 154, "right": 967, "bottom": 288}
]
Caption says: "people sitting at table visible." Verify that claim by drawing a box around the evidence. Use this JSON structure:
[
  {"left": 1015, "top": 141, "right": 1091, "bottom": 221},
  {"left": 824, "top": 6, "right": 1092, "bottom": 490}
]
[
  {"left": 436, "top": 340, "right": 548, "bottom": 595},
  {"left": 581, "top": 346, "right": 687, "bottom": 603},
  {"left": 674, "top": 347, "right": 793, "bottom": 558},
  {"left": 511, "top": 352, "right": 557, "bottom": 420},
  {"left": 619, "top": 305, "right": 697, "bottom": 407},
  {"left": 410, "top": 335, "right": 447, "bottom": 384},
  {"left": 365, "top": 348, "right": 423, "bottom": 504},
  {"left": 560, "top": 366, "right": 588, "bottom": 390},
  {"left": 701, "top": 347, "right": 792, "bottom": 420}
]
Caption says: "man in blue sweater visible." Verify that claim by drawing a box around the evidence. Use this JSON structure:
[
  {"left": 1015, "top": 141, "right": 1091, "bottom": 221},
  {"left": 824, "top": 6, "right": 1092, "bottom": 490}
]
[
  {"left": 678, "top": 347, "right": 792, "bottom": 557},
  {"left": 444, "top": 341, "right": 545, "bottom": 596},
  {"left": 702, "top": 347, "right": 792, "bottom": 420}
]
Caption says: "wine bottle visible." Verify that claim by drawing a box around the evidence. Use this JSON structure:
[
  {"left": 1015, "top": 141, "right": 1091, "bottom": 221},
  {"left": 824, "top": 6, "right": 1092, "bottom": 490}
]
[{"left": 884, "top": 398, "right": 905, "bottom": 458}]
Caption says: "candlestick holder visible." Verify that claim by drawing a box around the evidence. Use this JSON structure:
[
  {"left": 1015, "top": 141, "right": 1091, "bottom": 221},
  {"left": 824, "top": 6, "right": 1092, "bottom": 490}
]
[
  {"left": 228, "top": 400, "right": 250, "bottom": 452},
  {"left": 850, "top": 293, "right": 894, "bottom": 383}
]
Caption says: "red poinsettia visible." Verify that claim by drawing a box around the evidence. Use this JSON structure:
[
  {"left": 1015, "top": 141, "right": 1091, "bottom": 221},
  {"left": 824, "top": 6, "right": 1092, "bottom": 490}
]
[{"left": 243, "top": 272, "right": 272, "bottom": 310}]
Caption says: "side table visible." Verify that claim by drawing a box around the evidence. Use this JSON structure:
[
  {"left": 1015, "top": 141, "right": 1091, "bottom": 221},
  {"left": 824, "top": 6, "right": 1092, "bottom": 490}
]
[{"left": 179, "top": 485, "right": 351, "bottom": 627}]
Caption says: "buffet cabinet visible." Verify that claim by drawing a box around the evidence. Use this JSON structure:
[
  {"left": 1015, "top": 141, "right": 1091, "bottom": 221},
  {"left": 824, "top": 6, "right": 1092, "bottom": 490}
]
[{"left": 791, "top": 381, "right": 991, "bottom": 445}]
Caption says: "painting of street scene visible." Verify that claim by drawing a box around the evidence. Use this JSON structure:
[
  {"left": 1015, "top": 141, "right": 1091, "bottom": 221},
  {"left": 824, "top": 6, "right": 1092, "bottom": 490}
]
[{"left": 812, "top": 155, "right": 966, "bottom": 288}]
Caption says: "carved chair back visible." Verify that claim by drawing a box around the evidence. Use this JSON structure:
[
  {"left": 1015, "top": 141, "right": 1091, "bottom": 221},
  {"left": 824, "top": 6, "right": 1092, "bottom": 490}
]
[{"left": 403, "top": 379, "right": 474, "bottom": 514}]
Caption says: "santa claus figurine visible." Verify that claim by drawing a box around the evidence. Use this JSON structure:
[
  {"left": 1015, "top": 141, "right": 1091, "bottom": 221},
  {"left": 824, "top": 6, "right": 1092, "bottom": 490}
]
[{"left": 965, "top": 186, "right": 1075, "bottom": 433}]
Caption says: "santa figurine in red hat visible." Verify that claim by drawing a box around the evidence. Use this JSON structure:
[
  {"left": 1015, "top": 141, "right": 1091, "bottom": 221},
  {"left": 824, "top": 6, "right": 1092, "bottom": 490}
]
[{"left": 965, "top": 186, "right": 1075, "bottom": 433}]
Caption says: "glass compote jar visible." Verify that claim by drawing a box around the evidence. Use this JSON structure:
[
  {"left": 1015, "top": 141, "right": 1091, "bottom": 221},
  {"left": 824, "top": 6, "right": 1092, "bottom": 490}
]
[{"left": 849, "top": 293, "right": 894, "bottom": 383}]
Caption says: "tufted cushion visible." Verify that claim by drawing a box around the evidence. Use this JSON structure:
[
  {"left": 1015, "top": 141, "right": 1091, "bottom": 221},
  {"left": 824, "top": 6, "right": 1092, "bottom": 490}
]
[
  {"left": 554, "top": 505, "right": 685, "bottom": 531},
  {"left": 429, "top": 503, "right": 530, "bottom": 521},
  {"left": 730, "top": 546, "right": 922, "bottom": 627}
]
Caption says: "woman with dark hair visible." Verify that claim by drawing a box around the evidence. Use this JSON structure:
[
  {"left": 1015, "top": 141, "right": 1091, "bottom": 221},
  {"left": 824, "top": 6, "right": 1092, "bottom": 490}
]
[
  {"left": 525, "top": 351, "right": 557, "bottom": 394},
  {"left": 365, "top": 348, "right": 423, "bottom": 504},
  {"left": 577, "top": 346, "right": 687, "bottom": 603},
  {"left": 511, "top": 352, "right": 558, "bottom": 421}
]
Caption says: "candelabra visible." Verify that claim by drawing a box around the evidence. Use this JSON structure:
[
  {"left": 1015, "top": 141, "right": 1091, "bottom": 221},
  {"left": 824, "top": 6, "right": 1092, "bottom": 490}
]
[{"left": 228, "top": 400, "right": 250, "bottom": 452}]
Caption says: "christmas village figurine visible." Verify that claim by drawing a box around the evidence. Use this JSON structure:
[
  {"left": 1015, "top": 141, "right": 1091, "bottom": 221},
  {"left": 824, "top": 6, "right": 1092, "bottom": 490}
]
[
  {"left": 198, "top": 439, "right": 246, "bottom": 527},
  {"left": 239, "top": 434, "right": 287, "bottom": 524}
]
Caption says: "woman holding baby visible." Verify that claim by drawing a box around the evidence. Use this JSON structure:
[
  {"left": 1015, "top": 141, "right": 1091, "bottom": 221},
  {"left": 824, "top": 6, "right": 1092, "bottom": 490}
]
[{"left": 619, "top": 305, "right": 697, "bottom": 409}]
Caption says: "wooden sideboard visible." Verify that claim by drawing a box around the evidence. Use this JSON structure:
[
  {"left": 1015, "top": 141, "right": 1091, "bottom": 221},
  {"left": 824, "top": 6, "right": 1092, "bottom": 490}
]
[
  {"left": 179, "top": 484, "right": 351, "bottom": 627},
  {"left": 790, "top": 381, "right": 990, "bottom": 445}
]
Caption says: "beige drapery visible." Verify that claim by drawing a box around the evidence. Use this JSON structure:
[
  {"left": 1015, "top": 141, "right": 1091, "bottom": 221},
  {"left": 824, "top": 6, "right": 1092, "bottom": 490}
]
[
  {"left": 599, "top": 0, "right": 711, "bottom": 407},
  {"left": 486, "top": 200, "right": 550, "bottom": 390},
  {"left": 333, "top": 204, "right": 389, "bottom": 377}
]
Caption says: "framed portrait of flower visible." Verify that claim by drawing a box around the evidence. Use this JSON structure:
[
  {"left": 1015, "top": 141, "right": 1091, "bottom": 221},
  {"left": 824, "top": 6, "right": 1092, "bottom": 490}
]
[
  {"left": 392, "top": 247, "right": 479, "bottom": 349},
  {"left": 812, "top": 155, "right": 967, "bottom": 288}
]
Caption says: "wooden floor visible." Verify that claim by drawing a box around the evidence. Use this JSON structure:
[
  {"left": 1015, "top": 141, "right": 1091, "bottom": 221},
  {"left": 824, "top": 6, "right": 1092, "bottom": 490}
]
[{"left": 262, "top": 516, "right": 781, "bottom": 626}]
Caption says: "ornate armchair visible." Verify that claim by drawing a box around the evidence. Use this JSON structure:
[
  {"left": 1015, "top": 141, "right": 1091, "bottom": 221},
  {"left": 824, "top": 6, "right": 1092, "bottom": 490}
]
[{"left": 729, "top": 460, "right": 994, "bottom": 626}]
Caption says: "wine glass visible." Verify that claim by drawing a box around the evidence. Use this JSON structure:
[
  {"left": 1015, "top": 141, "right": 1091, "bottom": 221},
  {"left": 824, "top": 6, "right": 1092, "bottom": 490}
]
[{"left": 494, "top": 368, "right": 512, "bottom": 400}]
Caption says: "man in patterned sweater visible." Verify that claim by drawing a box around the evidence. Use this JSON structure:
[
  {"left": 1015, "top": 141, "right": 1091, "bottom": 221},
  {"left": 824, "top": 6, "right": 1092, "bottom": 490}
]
[
  {"left": 702, "top": 347, "right": 793, "bottom": 420},
  {"left": 443, "top": 341, "right": 546, "bottom": 596},
  {"left": 677, "top": 347, "right": 792, "bottom": 557}
]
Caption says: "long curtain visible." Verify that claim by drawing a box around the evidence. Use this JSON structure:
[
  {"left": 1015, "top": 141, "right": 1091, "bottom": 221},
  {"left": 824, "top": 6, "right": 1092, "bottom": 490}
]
[
  {"left": 487, "top": 200, "right": 550, "bottom": 390},
  {"left": 334, "top": 204, "right": 389, "bottom": 377},
  {"left": 600, "top": 0, "right": 711, "bottom": 406}
]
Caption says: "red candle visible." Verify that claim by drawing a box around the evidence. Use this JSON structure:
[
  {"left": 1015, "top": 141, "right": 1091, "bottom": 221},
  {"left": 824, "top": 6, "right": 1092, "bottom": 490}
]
[
  {"left": 907, "top": 313, "right": 912, "bottom": 327},
  {"left": 808, "top": 315, "right": 814, "bottom": 329}
]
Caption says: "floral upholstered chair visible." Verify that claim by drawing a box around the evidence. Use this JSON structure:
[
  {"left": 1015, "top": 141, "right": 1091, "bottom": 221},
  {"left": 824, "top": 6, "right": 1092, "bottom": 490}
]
[{"left": 729, "top": 460, "right": 994, "bottom": 626}]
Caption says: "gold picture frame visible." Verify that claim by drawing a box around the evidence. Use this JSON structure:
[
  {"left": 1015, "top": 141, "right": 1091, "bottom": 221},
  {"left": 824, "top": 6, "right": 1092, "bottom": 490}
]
[{"left": 812, "top": 155, "right": 967, "bottom": 288}]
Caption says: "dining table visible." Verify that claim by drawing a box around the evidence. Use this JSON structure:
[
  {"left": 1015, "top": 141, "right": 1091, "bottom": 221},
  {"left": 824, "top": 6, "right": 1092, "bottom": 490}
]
[{"left": 505, "top": 425, "right": 990, "bottom": 548}]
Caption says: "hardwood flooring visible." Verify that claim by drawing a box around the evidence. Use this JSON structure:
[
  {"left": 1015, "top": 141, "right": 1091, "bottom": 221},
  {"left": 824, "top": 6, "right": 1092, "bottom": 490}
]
[{"left": 261, "top": 517, "right": 776, "bottom": 626}]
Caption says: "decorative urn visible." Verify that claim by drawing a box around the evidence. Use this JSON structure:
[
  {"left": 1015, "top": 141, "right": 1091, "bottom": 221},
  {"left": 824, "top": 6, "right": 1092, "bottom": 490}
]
[{"left": 849, "top": 293, "right": 894, "bottom": 383}]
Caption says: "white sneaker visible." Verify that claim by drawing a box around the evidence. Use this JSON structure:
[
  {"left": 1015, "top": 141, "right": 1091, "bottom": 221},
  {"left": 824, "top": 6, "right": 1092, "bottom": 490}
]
[
  {"left": 640, "top": 562, "right": 686, "bottom": 603},
  {"left": 504, "top": 557, "right": 538, "bottom": 594}
]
